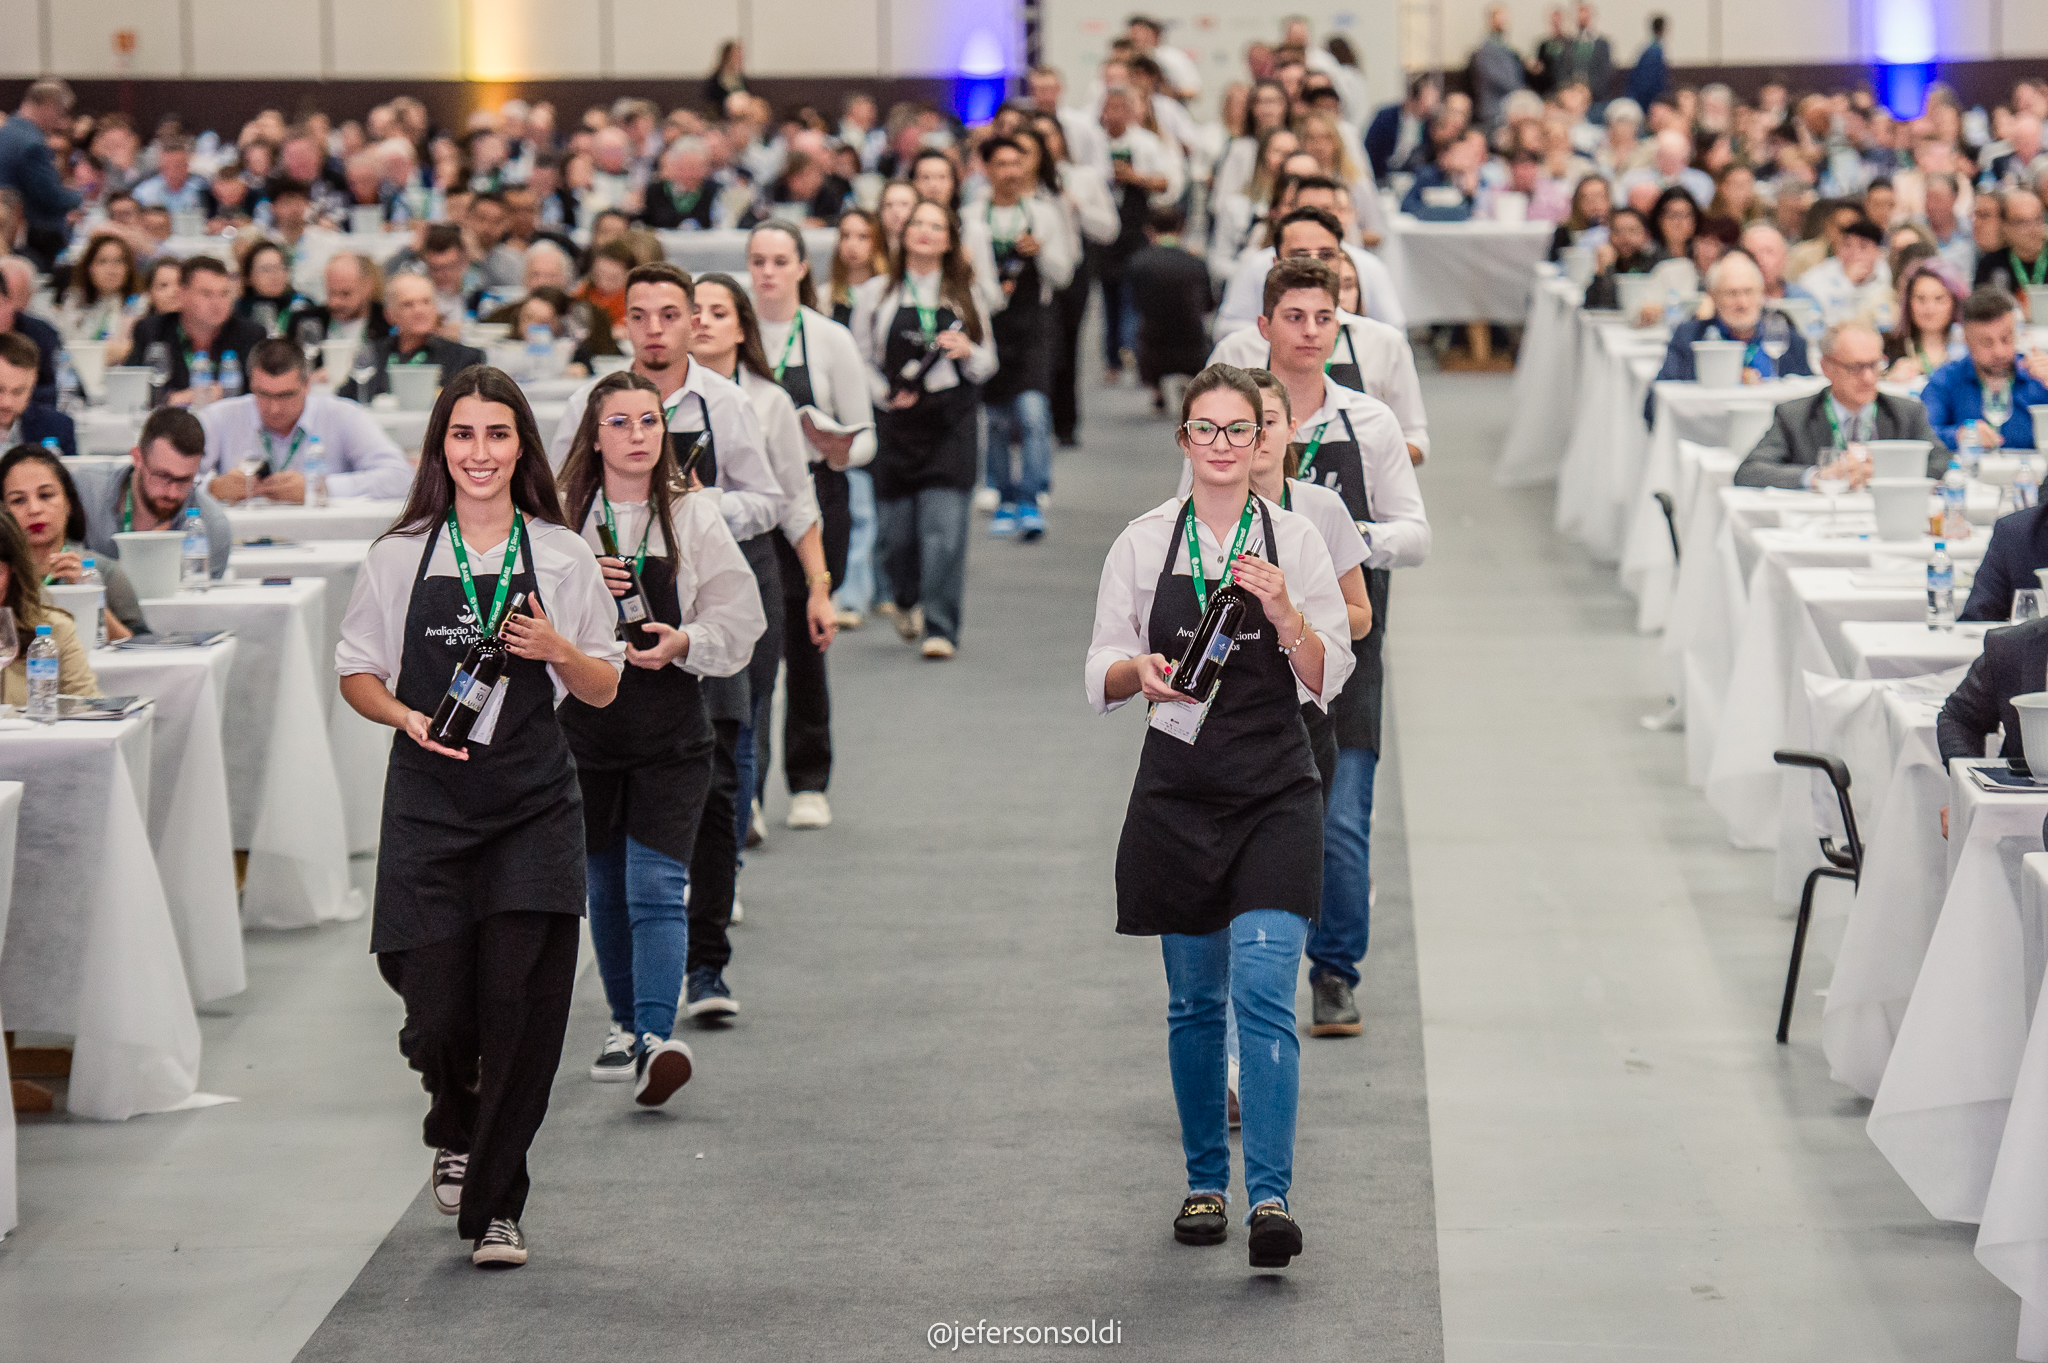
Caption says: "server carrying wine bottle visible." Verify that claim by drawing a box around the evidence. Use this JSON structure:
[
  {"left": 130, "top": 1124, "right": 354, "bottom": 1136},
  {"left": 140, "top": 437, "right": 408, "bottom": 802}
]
[
  {"left": 555, "top": 371, "right": 765, "bottom": 1105},
  {"left": 336, "top": 366, "right": 623, "bottom": 1271},
  {"left": 1085, "top": 363, "right": 1351, "bottom": 1271}
]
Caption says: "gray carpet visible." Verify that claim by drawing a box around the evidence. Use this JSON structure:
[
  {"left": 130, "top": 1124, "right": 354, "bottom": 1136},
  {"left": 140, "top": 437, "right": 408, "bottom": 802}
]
[{"left": 296, "top": 375, "right": 1443, "bottom": 1361}]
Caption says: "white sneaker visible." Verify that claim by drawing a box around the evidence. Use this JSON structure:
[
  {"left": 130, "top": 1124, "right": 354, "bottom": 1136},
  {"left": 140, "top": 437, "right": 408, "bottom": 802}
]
[
  {"left": 921, "top": 637, "right": 955, "bottom": 660},
  {"left": 431, "top": 1148, "right": 467, "bottom": 1215},
  {"left": 588, "top": 1022, "right": 636, "bottom": 1081},
  {"left": 747, "top": 798, "right": 768, "bottom": 847},
  {"left": 472, "top": 1218, "right": 527, "bottom": 1268},
  {"left": 893, "top": 605, "right": 923, "bottom": 642},
  {"left": 834, "top": 607, "right": 864, "bottom": 630},
  {"left": 787, "top": 791, "right": 832, "bottom": 829},
  {"left": 972, "top": 486, "right": 1001, "bottom": 513},
  {"left": 634, "top": 1035, "right": 695, "bottom": 1107}
]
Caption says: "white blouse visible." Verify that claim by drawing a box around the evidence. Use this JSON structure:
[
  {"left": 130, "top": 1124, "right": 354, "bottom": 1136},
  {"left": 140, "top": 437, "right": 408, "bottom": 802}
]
[
  {"left": 336, "top": 516, "right": 625, "bottom": 703},
  {"left": 1085, "top": 494, "right": 1353, "bottom": 716},
  {"left": 1206, "top": 312, "right": 1433, "bottom": 458},
  {"left": 734, "top": 366, "right": 825, "bottom": 547},
  {"left": 575, "top": 489, "right": 765, "bottom": 679},
  {"left": 756, "top": 306, "right": 877, "bottom": 468}
]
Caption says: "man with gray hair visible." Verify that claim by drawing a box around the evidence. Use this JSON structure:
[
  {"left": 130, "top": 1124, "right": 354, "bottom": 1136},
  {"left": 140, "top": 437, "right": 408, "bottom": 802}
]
[
  {"left": 0, "top": 80, "right": 79, "bottom": 268},
  {"left": 1646, "top": 251, "right": 1812, "bottom": 423},
  {"left": 1739, "top": 221, "right": 1792, "bottom": 299},
  {"left": 1735, "top": 319, "right": 1941, "bottom": 489},
  {"left": 640, "top": 137, "right": 716, "bottom": 231}
]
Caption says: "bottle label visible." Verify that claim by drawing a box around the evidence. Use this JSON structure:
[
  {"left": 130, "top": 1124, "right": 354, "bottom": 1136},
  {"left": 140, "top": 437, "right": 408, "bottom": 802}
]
[
  {"left": 28, "top": 658, "right": 57, "bottom": 680},
  {"left": 468, "top": 676, "right": 508, "bottom": 745},
  {"left": 619, "top": 592, "right": 648, "bottom": 624},
  {"left": 445, "top": 667, "right": 492, "bottom": 711},
  {"left": 1198, "top": 627, "right": 1234, "bottom": 669}
]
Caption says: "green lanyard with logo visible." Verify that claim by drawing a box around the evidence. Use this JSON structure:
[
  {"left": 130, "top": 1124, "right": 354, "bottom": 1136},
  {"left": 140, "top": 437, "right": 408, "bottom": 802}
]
[
  {"left": 259, "top": 427, "right": 307, "bottom": 472},
  {"left": 1296, "top": 420, "right": 1334, "bottom": 478},
  {"left": 2015, "top": 249, "right": 2048, "bottom": 289},
  {"left": 598, "top": 489, "right": 652, "bottom": 576},
  {"left": 772, "top": 313, "right": 804, "bottom": 383},
  {"left": 910, "top": 278, "right": 939, "bottom": 345},
  {"left": 445, "top": 509, "right": 524, "bottom": 636},
  {"left": 668, "top": 183, "right": 702, "bottom": 216},
  {"left": 986, "top": 201, "right": 1025, "bottom": 252},
  {"left": 1183, "top": 495, "right": 1258, "bottom": 613}
]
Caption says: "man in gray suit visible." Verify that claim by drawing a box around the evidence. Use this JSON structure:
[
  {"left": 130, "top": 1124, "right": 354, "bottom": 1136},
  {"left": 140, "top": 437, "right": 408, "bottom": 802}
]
[{"left": 1734, "top": 319, "right": 1942, "bottom": 489}]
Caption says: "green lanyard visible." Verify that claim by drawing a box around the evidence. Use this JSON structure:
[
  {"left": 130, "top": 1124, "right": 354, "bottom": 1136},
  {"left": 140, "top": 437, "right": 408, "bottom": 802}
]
[
  {"left": 599, "top": 489, "right": 652, "bottom": 576},
  {"left": 259, "top": 427, "right": 306, "bottom": 472},
  {"left": 2015, "top": 250, "right": 2048, "bottom": 289},
  {"left": 668, "top": 183, "right": 702, "bottom": 215},
  {"left": 1296, "top": 421, "right": 1334, "bottom": 478},
  {"left": 986, "top": 201, "right": 1025, "bottom": 251},
  {"left": 1183, "top": 495, "right": 1258, "bottom": 613},
  {"left": 121, "top": 481, "right": 134, "bottom": 532},
  {"left": 910, "top": 279, "right": 938, "bottom": 344},
  {"left": 445, "top": 509, "right": 523, "bottom": 636},
  {"left": 772, "top": 314, "right": 803, "bottom": 383},
  {"left": 1822, "top": 399, "right": 1860, "bottom": 450}
]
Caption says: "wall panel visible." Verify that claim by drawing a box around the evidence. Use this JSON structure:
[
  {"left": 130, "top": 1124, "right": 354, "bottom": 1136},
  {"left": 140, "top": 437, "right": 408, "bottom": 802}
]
[
  {"left": 329, "top": 0, "right": 463, "bottom": 76},
  {"left": 750, "top": 0, "right": 881, "bottom": 77},
  {"left": 469, "top": 0, "right": 602, "bottom": 77},
  {"left": 0, "top": 0, "right": 46, "bottom": 76},
  {"left": 2004, "top": 1, "right": 2048, "bottom": 59},
  {"left": 49, "top": 0, "right": 184, "bottom": 76},
  {"left": 887, "top": 0, "right": 1020, "bottom": 77},
  {"left": 188, "top": 0, "right": 322, "bottom": 77},
  {"left": 609, "top": 0, "right": 739, "bottom": 79},
  {"left": 1718, "top": 0, "right": 1854, "bottom": 64}
]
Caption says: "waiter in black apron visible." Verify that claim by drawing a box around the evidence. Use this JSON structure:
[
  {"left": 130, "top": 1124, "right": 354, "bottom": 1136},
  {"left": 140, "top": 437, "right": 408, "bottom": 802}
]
[
  {"left": 1086, "top": 364, "right": 1352, "bottom": 1272},
  {"left": 337, "top": 366, "right": 624, "bottom": 1270},
  {"left": 1255, "top": 257, "right": 1432, "bottom": 1041}
]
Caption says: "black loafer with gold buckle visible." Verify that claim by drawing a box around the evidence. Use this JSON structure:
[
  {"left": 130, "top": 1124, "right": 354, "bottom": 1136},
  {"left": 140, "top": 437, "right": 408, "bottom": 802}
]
[
  {"left": 1173, "top": 1194, "right": 1229, "bottom": 1246},
  {"left": 1247, "top": 1202, "right": 1303, "bottom": 1268}
]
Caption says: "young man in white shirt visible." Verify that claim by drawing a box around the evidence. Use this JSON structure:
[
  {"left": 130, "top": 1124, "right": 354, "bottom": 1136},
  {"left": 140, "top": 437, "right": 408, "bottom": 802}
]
[
  {"left": 1789, "top": 215, "right": 1893, "bottom": 329},
  {"left": 198, "top": 338, "right": 413, "bottom": 502},
  {"left": 1214, "top": 183, "right": 1405, "bottom": 337}
]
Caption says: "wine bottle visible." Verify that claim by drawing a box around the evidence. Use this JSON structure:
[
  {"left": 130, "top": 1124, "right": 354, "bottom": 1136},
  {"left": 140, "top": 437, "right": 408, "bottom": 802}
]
[
  {"left": 1169, "top": 574, "right": 1251, "bottom": 699},
  {"left": 595, "top": 521, "right": 654, "bottom": 640},
  {"left": 892, "top": 317, "right": 965, "bottom": 397},
  {"left": 428, "top": 591, "right": 527, "bottom": 747}
]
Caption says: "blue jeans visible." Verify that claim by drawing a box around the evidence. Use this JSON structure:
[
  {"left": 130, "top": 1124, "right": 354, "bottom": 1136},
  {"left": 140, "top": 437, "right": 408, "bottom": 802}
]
[
  {"left": 1307, "top": 748, "right": 1377, "bottom": 988},
  {"left": 1160, "top": 909, "right": 1308, "bottom": 1212},
  {"left": 733, "top": 691, "right": 770, "bottom": 850},
  {"left": 835, "top": 468, "right": 877, "bottom": 615},
  {"left": 984, "top": 390, "right": 1053, "bottom": 506},
  {"left": 587, "top": 835, "right": 690, "bottom": 1040},
  {"left": 876, "top": 486, "right": 970, "bottom": 644}
]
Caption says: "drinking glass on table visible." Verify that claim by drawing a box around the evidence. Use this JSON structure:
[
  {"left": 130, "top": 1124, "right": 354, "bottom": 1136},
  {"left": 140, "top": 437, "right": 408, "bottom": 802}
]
[
  {"left": 1986, "top": 383, "right": 2015, "bottom": 433},
  {"left": 1761, "top": 312, "right": 1791, "bottom": 373},
  {"left": 237, "top": 451, "right": 267, "bottom": 505},
  {"left": 1814, "top": 469, "right": 1850, "bottom": 529},
  {"left": 0, "top": 612, "right": 20, "bottom": 678},
  {"left": 2013, "top": 588, "right": 2046, "bottom": 625}
]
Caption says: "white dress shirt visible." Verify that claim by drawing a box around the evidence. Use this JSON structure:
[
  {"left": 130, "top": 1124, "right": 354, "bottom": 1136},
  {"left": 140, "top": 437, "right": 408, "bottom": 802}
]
[
  {"left": 1283, "top": 478, "right": 1371, "bottom": 579},
  {"left": 335, "top": 517, "right": 624, "bottom": 702},
  {"left": 1206, "top": 311, "right": 1431, "bottom": 457},
  {"left": 733, "top": 366, "right": 824, "bottom": 547},
  {"left": 756, "top": 307, "right": 877, "bottom": 468},
  {"left": 1103, "top": 125, "right": 1186, "bottom": 209},
  {"left": 196, "top": 391, "right": 414, "bottom": 499},
  {"left": 1057, "top": 108, "right": 1110, "bottom": 183},
  {"left": 960, "top": 191, "right": 1078, "bottom": 308},
  {"left": 548, "top": 358, "right": 787, "bottom": 544},
  {"left": 574, "top": 489, "right": 764, "bottom": 678},
  {"left": 1085, "top": 494, "right": 1353, "bottom": 714},
  {"left": 1059, "top": 164, "right": 1121, "bottom": 247},
  {"left": 1213, "top": 245, "right": 1406, "bottom": 337}
]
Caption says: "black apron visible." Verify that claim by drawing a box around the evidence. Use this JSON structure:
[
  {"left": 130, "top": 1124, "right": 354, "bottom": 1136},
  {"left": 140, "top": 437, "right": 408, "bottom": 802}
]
[
  {"left": 871, "top": 295, "right": 980, "bottom": 500},
  {"left": 1293, "top": 412, "right": 1390, "bottom": 754},
  {"left": 983, "top": 206, "right": 1052, "bottom": 402},
  {"left": 1113, "top": 498, "right": 1324, "bottom": 937},
  {"left": 371, "top": 518, "right": 588, "bottom": 954},
  {"left": 771, "top": 321, "right": 851, "bottom": 590},
  {"left": 671, "top": 388, "right": 770, "bottom": 725},
  {"left": 558, "top": 511, "right": 714, "bottom": 863}
]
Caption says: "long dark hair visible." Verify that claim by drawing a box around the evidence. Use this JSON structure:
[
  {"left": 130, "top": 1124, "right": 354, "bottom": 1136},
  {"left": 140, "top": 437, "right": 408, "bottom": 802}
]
[
  {"left": 0, "top": 512, "right": 50, "bottom": 628},
  {"left": 908, "top": 149, "right": 961, "bottom": 212},
  {"left": 1240, "top": 79, "right": 1290, "bottom": 139},
  {"left": 1012, "top": 126, "right": 1060, "bottom": 195},
  {"left": 830, "top": 207, "right": 887, "bottom": 309},
  {"left": 747, "top": 219, "right": 819, "bottom": 311},
  {"left": 1650, "top": 184, "right": 1699, "bottom": 256},
  {"left": 69, "top": 232, "right": 140, "bottom": 308},
  {"left": 389, "top": 366, "right": 565, "bottom": 538},
  {"left": 692, "top": 273, "right": 773, "bottom": 381},
  {"left": 557, "top": 371, "right": 688, "bottom": 569},
  {"left": 0, "top": 446, "right": 87, "bottom": 543},
  {"left": 888, "top": 200, "right": 984, "bottom": 343}
]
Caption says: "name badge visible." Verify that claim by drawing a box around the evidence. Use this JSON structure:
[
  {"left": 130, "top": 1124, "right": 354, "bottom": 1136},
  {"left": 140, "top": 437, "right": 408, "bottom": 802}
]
[
  {"left": 1147, "top": 687, "right": 1216, "bottom": 746},
  {"left": 468, "top": 676, "right": 509, "bottom": 745}
]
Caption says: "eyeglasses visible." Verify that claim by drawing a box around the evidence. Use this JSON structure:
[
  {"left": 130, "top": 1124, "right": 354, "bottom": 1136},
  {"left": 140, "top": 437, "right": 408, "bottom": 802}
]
[
  {"left": 600, "top": 413, "right": 665, "bottom": 433},
  {"left": 1180, "top": 420, "right": 1259, "bottom": 448},
  {"left": 1825, "top": 359, "right": 1884, "bottom": 378}
]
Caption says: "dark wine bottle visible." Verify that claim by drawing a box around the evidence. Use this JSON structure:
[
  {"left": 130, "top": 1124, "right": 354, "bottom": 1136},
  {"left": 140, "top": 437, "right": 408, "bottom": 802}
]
[
  {"left": 892, "top": 317, "right": 965, "bottom": 396},
  {"left": 1169, "top": 579, "right": 1250, "bottom": 699},
  {"left": 594, "top": 521, "right": 654, "bottom": 639},
  {"left": 428, "top": 591, "right": 527, "bottom": 747}
]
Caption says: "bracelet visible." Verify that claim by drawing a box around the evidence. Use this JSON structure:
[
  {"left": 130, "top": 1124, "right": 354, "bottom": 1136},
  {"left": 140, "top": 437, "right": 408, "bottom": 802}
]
[
  {"left": 806, "top": 572, "right": 834, "bottom": 587},
  {"left": 1276, "top": 609, "right": 1311, "bottom": 656}
]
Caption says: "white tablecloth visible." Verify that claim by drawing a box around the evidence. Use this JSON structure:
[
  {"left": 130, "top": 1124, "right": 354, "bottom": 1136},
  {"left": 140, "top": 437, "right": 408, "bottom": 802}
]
[
  {"left": 224, "top": 499, "right": 403, "bottom": 544},
  {"left": 1377, "top": 217, "right": 1554, "bottom": 325},
  {"left": 368, "top": 397, "right": 567, "bottom": 458},
  {"left": 0, "top": 781, "right": 20, "bottom": 1235},
  {"left": 656, "top": 227, "right": 837, "bottom": 279},
  {"left": 159, "top": 230, "right": 411, "bottom": 267},
  {"left": 141, "top": 583, "right": 362, "bottom": 930},
  {"left": 89, "top": 642, "right": 244, "bottom": 1003},
  {"left": 1979, "top": 852, "right": 2048, "bottom": 1360},
  {"left": 1494, "top": 272, "right": 1582, "bottom": 486},
  {"left": 1842, "top": 620, "right": 1988, "bottom": 679},
  {"left": 0, "top": 714, "right": 203, "bottom": 1118},
  {"left": 1553, "top": 320, "right": 1669, "bottom": 562}
]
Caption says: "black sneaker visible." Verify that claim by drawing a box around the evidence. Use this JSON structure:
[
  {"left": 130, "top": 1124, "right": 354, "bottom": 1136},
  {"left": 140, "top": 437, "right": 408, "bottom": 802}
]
[
  {"left": 634, "top": 1034, "right": 695, "bottom": 1107},
  {"left": 472, "top": 1217, "right": 527, "bottom": 1268},
  {"left": 685, "top": 968, "right": 738, "bottom": 1026},
  {"left": 589, "top": 1022, "right": 637, "bottom": 1081},
  {"left": 430, "top": 1148, "right": 467, "bottom": 1217},
  {"left": 1247, "top": 1203, "right": 1303, "bottom": 1269},
  {"left": 1309, "top": 975, "right": 1362, "bottom": 1037},
  {"left": 1173, "top": 1194, "right": 1228, "bottom": 1246}
]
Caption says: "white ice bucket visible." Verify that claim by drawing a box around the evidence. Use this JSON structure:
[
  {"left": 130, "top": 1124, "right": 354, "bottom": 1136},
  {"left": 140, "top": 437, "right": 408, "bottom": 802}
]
[
  {"left": 322, "top": 337, "right": 362, "bottom": 385},
  {"left": 1866, "top": 440, "right": 1932, "bottom": 481},
  {"left": 101, "top": 366, "right": 153, "bottom": 414},
  {"left": 1615, "top": 272, "right": 1660, "bottom": 317},
  {"left": 1491, "top": 191, "right": 1527, "bottom": 223},
  {"left": 66, "top": 340, "right": 106, "bottom": 399},
  {"left": 1691, "top": 340, "right": 1745, "bottom": 389},
  {"left": 1869, "top": 477, "right": 1933, "bottom": 542},
  {"left": 350, "top": 205, "right": 385, "bottom": 235},
  {"left": 113, "top": 530, "right": 186, "bottom": 599},
  {"left": 388, "top": 363, "right": 442, "bottom": 412},
  {"left": 2012, "top": 693, "right": 2048, "bottom": 776},
  {"left": 1726, "top": 405, "right": 1774, "bottom": 455}
]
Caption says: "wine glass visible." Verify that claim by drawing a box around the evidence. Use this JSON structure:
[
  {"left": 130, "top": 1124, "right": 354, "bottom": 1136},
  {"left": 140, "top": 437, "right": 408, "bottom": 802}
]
[
  {"left": 1814, "top": 470, "right": 1850, "bottom": 530},
  {"left": 145, "top": 340, "right": 171, "bottom": 401},
  {"left": 238, "top": 452, "right": 267, "bottom": 505},
  {"left": 1985, "top": 382, "right": 2014, "bottom": 433},
  {"left": 2012, "top": 588, "right": 2045, "bottom": 625},
  {"left": 1761, "top": 311, "right": 1791, "bottom": 373},
  {"left": 0, "top": 611, "right": 20, "bottom": 678}
]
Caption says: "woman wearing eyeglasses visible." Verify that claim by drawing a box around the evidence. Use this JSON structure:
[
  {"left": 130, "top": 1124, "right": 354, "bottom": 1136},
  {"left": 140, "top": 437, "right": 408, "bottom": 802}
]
[{"left": 1084, "top": 363, "right": 1351, "bottom": 1271}]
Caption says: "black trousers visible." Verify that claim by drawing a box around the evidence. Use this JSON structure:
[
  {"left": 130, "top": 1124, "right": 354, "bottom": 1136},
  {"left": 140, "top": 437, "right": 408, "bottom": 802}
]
[
  {"left": 688, "top": 717, "right": 741, "bottom": 974},
  {"left": 375, "top": 911, "right": 580, "bottom": 1240},
  {"left": 778, "top": 592, "right": 832, "bottom": 793},
  {"left": 1050, "top": 257, "right": 1093, "bottom": 442}
]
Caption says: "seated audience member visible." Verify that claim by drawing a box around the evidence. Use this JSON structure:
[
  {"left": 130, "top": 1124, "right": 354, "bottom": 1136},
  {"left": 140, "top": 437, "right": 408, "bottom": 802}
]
[
  {"left": 73, "top": 407, "right": 231, "bottom": 579},
  {"left": 466, "top": 192, "right": 524, "bottom": 291},
  {"left": 126, "top": 256, "right": 268, "bottom": 403},
  {"left": 0, "top": 255, "right": 60, "bottom": 405},
  {"left": 1738, "top": 222, "right": 1793, "bottom": 299},
  {"left": 1645, "top": 253, "right": 1812, "bottom": 423},
  {"left": 197, "top": 338, "right": 412, "bottom": 502},
  {"left": 1937, "top": 618, "right": 2048, "bottom": 760},
  {"left": 1125, "top": 204, "right": 1212, "bottom": 411},
  {"left": 1789, "top": 215, "right": 1893, "bottom": 327},
  {"left": 1975, "top": 190, "right": 2048, "bottom": 313},
  {"left": 1920, "top": 287, "right": 2048, "bottom": 451},
  {"left": 1959, "top": 501, "right": 2048, "bottom": 621},
  {"left": 56, "top": 231, "right": 144, "bottom": 361},
  {"left": 1734, "top": 320, "right": 1940, "bottom": 488},
  {"left": 1400, "top": 130, "right": 1482, "bottom": 221},
  {"left": 0, "top": 512, "right": 98, "bottom": 702},
  {"left": 282, "top": 253, "right": 388, "bottom": 359},
  {"left": 1883, "top": 256, "right": 1968, "bottom": 383},
  {"left": 0, "top": 332, "right": 74, "bottom": 456},
  {"left": 1620, "top": 128, "right": 1715, "bottom": 207},
  {"left": 639, "top": 138, "right": 719, "bottom": 231},
  {"left": 1582, "top": 208, "right": 1660, "bottom": 309},
  {"left": 577, "top": 239, "right": 637, "bottom": 331},
  {"left": 0, "top": 445, "right": 141, "bottom": 635},
  {"left": 1548, "top": 176, "right": 1611, "bottom": 260},
  {"left": 337, "top": 274, "right": 486, "bottom": 403}
]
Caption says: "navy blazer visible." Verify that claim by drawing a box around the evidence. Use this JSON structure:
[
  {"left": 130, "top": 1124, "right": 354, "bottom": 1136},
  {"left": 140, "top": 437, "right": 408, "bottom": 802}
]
[
  {"left": 11, "top": 403, "right": 77, "bottom": 458},
  {"left": 1938, "top": 616, "right": 2048, "bottom": 761},
  {"left": 11, "top": 314, "right": 59, "bottom": 407},
  {"left": 1644, "top": 316, "right": 1813, "bottom": 425},
  {"left": 0, "top": 114, "right": 80, "bottom": 233},
  {"left": 1961, "top": 503, "right": 2048, "bottom": 621},
  {"left": 1364, "top": 105, "right": 1402, "bottom": 179}
]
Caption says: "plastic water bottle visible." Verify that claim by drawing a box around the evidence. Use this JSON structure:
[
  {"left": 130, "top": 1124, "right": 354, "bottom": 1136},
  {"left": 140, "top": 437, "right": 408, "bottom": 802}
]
[
  {"left": 304, "top": 434, "right": 329, "bottom": 508},
  {"left": 1956, "top": 422, "right": 1982, "bottom": 476},
  {"left": 524, "top": 324, "right": 552, "bottom": 381},
  {"left": 78, "top": 555, "right": 106, "bottom": 648},
  {"left": 54, "top": 349, "right": 79, "bottom": 413},
  {"left": 2018, "top": 458, "right": 2041, "bottom": 511},
  {"left": 1663, "top": 287, "right": 1685, "bottom": 326},
  {"left": 25, "top": 624, "right": 58, "bottom": 720},
  {"left": 189, "top": 352, "right": 214, "bottom": 404},
  {"left": 1941, "top": 461, "right": 1971, "bottom": 539},
  {"left": 218, "top": 349, "right": 242, "bottom": 397},
  {"left": 39, "top": 436, "right": 60, "bottom": 456},
  {"left": 180, "top": 506, "right": 210, "bottom": 591},
  {"left": 1927, "top": 541, "right": 1956, "bottom": 632}
]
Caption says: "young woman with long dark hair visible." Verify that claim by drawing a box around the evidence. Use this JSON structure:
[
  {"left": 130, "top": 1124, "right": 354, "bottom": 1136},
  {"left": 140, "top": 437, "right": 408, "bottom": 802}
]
[{"left": 336, "top": 365, "right": 621, "bottom": 1270}]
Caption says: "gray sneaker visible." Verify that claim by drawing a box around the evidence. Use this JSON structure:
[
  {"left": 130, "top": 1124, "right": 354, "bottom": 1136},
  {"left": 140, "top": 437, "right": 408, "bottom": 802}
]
[{"left": 1308, "top": 975, "right": 1362, "bottom": 1037}]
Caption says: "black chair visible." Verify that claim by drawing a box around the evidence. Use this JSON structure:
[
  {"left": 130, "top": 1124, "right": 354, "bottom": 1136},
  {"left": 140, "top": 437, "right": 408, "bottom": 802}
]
[
  {"left": 1772, "top": 749, "right": 1863, "bottom": 1043},
  {"left": 1653, "top": 491, "right": 1681, "bottom": 560}
]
